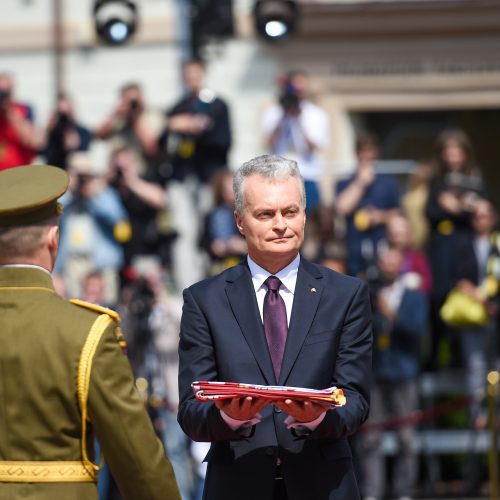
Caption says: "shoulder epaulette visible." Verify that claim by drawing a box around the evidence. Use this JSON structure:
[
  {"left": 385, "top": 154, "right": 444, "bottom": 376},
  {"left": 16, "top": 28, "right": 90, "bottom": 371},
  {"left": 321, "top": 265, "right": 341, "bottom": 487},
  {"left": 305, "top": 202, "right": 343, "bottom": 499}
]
[{"left": 70, "top": 299, "right": 121, "bottom": 322}]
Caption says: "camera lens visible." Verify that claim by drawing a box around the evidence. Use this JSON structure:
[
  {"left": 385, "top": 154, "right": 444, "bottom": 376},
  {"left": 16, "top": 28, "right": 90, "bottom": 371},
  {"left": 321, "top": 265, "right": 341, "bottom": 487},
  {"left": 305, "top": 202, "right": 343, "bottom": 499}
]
[
  {"left": 58, "top": 111, "right": 69, "bottom": 125},
  {"left": 0, "top": 90, "right": 9, "bottom": 109}
]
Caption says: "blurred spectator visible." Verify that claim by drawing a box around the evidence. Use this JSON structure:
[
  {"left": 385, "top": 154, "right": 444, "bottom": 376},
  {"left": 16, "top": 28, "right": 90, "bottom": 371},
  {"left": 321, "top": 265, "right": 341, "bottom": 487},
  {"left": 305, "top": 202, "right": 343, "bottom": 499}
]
[
  {"left": 120, "top": 258, "right": 194, "bottom": 500},
  {"left": 361, "top": 246, "right": 427, "bottom": 500},
  {"left": 318, "top": 253, "right": 347, "bottom": 275},
  {"left": 200, "top": 169, "right": 246, "bottom": 274},
  {"left": 402, "top": 161, "right": 432, "bottom": 249},
  {"left": 261, "top": 69, "right": 330, "bottom": 215},
  {"left": 81, "top": 270, "right": 109, "bottom": 306},
  {"left": 449, "top": 199, "right": 500, "bottom": 428},
  {"left": 191, "top": 441, "right": 210, "bottom": 500},
  {"left": 304, "top": 203, "right": 346, "bottom": 267},
  {"left": 158, "top": 58, "right": 232, "bottom": 290},
  {"left": 159, "top": 58, "right": 231, "bottom": 186},
  {"left": 0, "top": 72, "right": 40, "bottom": 170},
  {"left": 425, "top": 128, "right": 486, "bottom": 369},
  {"left": 95, "top": 82, "right": 162, "bottom": 174},
  {"left": 43, "top": 92, "right": 92, "bottom": 170},
  {"left": 107, "top": 146, "right": 172, "bottom": 275},
  {"left": 384, "top": 212, "right": 432, "bottom": 296},
  {"left": 335, "top": 131, "right": 400, "bottom": 277},
  {"left": 55, "top": 152, "right": 129, "bottom": 305}
]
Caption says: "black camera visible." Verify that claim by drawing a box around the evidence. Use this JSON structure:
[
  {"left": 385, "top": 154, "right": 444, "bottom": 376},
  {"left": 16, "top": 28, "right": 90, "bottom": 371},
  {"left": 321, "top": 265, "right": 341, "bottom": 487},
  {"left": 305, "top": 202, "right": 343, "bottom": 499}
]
[
  {"left": 0, "top": 89, "right": 10, "bottom": 111},
  {"left": 279, "top": 80, "right": 300, "bottom": 113},
  {"left": 112, "top": 163, "right": 124, "bottom": 184},
  {"left": 129, "top": 99, "right": 139, "bottom": 112},
  {"left": 57, "top": 111, "right": 70, "bottom": 127}
]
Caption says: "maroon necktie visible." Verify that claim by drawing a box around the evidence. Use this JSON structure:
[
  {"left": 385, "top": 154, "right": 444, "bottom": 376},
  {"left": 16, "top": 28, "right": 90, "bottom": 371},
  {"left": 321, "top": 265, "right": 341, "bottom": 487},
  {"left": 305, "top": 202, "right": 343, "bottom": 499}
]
[{"left": 263, "top": 276, "right": 288, "bottom": 380}]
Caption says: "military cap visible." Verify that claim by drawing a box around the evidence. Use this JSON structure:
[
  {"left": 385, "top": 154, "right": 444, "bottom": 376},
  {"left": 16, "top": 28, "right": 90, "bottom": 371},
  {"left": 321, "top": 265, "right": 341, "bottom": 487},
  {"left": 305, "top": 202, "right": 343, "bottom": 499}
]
[{"left": 0, "top": 164, "right": 69, "bottom": 226}]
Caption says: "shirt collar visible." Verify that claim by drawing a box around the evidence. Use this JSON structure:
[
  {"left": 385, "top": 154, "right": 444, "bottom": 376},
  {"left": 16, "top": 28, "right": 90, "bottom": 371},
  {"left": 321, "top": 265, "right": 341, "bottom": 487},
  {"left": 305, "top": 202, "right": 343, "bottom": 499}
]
[
  {"left": 247, "top": 254, "right": 300, "bottom": 295},
  {"left": 0, "top": 264, "right": 55, "bottom": 290},
  {"left": 0, "top": 264, "right": 51, "bottom": 275}
]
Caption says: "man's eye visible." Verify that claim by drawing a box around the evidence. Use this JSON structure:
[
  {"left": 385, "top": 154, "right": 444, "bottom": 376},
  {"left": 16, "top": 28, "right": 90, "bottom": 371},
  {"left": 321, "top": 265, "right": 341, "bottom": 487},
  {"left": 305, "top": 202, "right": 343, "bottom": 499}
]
[{"left": 257, "top": 212, "right": 273, "bottom": 219}]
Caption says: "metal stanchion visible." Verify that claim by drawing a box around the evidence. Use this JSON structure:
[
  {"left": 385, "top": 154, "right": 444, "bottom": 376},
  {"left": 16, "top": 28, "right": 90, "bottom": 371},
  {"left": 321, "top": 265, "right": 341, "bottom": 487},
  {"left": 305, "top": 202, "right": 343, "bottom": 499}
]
[{"left": 487, "top": 370, "right": 499, "bottom": 500}]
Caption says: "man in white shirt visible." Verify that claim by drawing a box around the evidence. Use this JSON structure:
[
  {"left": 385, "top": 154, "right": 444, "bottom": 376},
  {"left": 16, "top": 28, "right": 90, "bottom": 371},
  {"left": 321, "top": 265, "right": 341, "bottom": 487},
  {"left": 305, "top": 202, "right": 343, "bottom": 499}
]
[{"left": 262, "top": 71, "right": 330, "bottom": 215}]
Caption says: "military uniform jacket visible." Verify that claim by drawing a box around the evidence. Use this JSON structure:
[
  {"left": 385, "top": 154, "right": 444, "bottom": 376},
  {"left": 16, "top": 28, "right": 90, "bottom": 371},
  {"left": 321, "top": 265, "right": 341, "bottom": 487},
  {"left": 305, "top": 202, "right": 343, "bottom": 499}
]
[{"left": 0, "top": 266, "right": 180, "bottom": 500}]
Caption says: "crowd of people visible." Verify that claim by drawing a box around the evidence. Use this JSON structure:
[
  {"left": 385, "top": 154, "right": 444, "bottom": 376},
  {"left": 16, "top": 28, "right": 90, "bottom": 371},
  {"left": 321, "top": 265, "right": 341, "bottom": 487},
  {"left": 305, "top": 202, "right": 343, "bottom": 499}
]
[{"left": 1, "top": 60, "right": 499, "bottom": 500}]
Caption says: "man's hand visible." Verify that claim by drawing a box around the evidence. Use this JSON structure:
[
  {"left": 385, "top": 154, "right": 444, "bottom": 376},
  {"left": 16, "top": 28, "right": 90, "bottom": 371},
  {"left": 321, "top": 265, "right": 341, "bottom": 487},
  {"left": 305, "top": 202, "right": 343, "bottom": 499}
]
[
  {"left": 168, "top": 113, "right": 211, "bottom": 135},
  {"left": 117, "top": 159, "right": 139, "bottom": 186},
  {"left": 366, "top": 207, "right": 385, "bottom": 228},
  {"left": 274, "top": 399, "right": 330, "bottom": 423},
  {"left": 114, "top": 99, "right": 130, "bottom": 120},
  {"left": 376, "top": 293, "right": 397, "bottom": 323},
  {"left": 356, "top": 163, "right": 375, "bottom": 186},
  {"left": 215, "top": 396, "right": 268, "bottom": 421}
]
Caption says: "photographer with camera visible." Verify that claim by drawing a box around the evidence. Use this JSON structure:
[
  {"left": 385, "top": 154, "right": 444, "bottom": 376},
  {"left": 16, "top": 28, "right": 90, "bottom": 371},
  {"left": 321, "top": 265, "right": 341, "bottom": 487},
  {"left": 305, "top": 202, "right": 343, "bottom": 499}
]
[
  {"left": 95, "top": 82, "right": 162, "bottom": 175},
  {"left": 43, "top": 92, "right": 92, "bottom": 170},
  {"left": 0, "top": 72, "right": 40, "bottom": 170},
  {"left": 335, "top": 131, "right": 401, "bottom": 278},
  {"left": 262, "top": 70, "right": 330, "bottom": 215},
  {"left": 158, "top": 58, "right": 232, "bottom": 290},
  {"left": 106, "top": 145, "right": 172, "bottom": 275},
  {"left": 55, "top": 152, "right": 130, "bottom": 305}
]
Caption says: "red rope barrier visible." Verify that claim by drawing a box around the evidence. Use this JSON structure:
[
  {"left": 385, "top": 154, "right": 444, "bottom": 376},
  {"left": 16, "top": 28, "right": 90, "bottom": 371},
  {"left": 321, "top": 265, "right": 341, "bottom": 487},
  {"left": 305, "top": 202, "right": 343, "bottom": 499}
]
[{"left": 360, "top": 395, "right": 473, "bottom": 432}]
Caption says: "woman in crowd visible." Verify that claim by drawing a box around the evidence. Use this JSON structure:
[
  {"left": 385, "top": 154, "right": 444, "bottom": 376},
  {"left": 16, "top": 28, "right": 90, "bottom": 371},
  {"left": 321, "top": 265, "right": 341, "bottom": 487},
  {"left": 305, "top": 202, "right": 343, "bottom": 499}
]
[{"left": 425, "top": 128, "right": 486, "bottom": 369}]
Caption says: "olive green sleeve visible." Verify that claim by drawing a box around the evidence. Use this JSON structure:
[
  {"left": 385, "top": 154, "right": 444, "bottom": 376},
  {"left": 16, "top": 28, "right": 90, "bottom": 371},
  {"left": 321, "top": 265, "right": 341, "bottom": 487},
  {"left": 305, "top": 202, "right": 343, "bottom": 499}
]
[{"left": 87, "top": 323, "right": 180, "bottom": 500}]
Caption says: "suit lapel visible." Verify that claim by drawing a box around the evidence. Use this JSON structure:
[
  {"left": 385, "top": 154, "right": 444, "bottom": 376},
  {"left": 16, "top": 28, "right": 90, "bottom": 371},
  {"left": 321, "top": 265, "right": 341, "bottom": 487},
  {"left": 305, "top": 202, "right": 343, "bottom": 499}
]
[
  {"left": 278, "top": 260, "right": 323, "bottom": 385},
  {"left": 225, "top": 264, "right": 276, "bottom": 385}
]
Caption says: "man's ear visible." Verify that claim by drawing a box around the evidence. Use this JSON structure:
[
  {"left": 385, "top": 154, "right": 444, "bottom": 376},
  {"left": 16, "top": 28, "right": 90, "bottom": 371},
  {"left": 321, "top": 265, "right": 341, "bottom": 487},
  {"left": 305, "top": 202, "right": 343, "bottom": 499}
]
[
  {"left": 47, "top": 225, "right": 59, "bottom": 256},
  {"left": 234, "top": 210, "right": 245, "bottom": 236}
]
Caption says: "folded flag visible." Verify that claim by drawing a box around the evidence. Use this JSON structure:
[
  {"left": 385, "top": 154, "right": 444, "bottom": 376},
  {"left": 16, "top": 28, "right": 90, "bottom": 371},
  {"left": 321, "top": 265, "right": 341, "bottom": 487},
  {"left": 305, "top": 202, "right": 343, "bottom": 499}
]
[{"left": 192, "top": 380, "right": 346, "bottom": 407}]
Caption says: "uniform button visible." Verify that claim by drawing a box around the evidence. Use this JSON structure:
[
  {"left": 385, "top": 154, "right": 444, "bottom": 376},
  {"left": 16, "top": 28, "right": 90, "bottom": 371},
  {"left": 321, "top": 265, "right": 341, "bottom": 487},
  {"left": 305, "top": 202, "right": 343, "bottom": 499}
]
[
  {"left": 265, "top": 447, "right": 274, "bottom": 456},
  {"left": 274, "top": 406, "right": 282, "bottom": 413}
]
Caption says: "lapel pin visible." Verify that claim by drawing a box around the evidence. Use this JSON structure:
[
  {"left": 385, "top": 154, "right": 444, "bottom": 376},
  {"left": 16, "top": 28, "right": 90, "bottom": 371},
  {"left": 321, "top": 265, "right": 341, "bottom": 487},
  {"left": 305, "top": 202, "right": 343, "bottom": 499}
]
[{"left": 311, "top": 287, "right": 317, "bottom": 293}]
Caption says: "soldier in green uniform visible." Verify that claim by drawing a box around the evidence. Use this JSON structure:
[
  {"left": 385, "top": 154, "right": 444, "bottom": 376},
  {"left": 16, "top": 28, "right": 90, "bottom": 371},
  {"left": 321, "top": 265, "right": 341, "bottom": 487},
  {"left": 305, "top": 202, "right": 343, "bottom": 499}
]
[{"left": 0, "top": 165, "right": 180, "bottom": 500}]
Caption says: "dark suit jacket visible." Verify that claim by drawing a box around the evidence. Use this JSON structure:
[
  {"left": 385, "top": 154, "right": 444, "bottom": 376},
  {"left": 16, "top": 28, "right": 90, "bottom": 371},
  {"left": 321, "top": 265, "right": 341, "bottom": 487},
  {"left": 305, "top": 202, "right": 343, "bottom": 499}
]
[
  {"left": 162, "top": 93, "right": 231, "bottom": 183},
  {"left": 178, "top": 258, "right": 372, "bottom": 500}
]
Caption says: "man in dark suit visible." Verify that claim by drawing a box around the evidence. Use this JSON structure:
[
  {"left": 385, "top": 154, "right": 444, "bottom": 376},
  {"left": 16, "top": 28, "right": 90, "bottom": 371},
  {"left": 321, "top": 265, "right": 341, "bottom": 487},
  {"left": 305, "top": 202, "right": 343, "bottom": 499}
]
[{"left": 178, "top": 154, "right": 372, "bottom": 500}]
